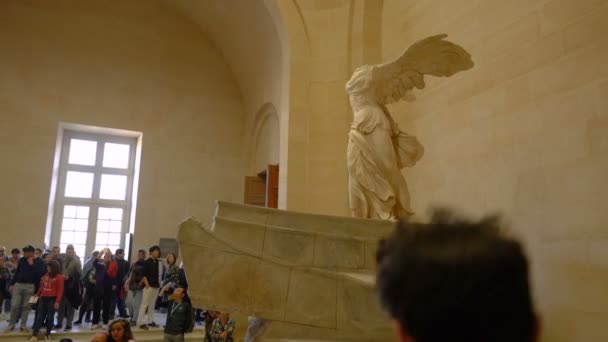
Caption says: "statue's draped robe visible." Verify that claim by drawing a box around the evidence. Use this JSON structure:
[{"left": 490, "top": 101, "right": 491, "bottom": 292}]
[{"left": 347, "top": 105, "right": 422, "bottom": 219}]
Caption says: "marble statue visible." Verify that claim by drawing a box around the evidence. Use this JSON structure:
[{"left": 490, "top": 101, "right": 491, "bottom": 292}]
[{"left": 346, "top": 34, "right": 473, "bottom": 219}]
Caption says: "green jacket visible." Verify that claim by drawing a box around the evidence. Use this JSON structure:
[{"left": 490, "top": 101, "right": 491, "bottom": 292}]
[
  {"left": 164, "top": 300, "right": 194, "bottom": 335},
  {"left": 62, "top": 256, "right": 82, "bottom": 279}
]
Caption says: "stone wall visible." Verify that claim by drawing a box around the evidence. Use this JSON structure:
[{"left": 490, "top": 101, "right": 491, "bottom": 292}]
[
  {"left": 0, "top": 0, "right": 246, "bottom": 255},
  {"left": 382, "top": 0, "right": 608, "bottom": 341}
]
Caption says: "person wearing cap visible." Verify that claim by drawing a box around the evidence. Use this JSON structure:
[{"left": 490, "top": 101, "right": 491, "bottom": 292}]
[{"left": 5, "top": 245, "right": 46, "bottom": 333}]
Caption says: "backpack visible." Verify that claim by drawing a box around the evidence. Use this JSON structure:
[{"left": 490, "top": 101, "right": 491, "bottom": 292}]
[{"left": 82, "top": 267, "right": 96, "bottom": 285}]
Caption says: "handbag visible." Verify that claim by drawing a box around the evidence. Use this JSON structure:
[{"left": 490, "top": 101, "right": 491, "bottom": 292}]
[{"left": 28, "top": 295, "right": 39, "bottom": 305}]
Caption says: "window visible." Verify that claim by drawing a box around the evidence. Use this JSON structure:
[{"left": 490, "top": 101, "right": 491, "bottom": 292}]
[{"left": 46, "top": 124, "right": 141, "bottom": 258}]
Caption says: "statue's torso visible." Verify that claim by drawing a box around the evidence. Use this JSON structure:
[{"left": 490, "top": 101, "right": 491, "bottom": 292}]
[{"left": 350, "top": 103, "right": 392, "bottom": 134}]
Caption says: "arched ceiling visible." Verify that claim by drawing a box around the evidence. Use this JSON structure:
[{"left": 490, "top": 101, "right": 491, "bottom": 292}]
[{"left": 165, "top": 0, "right": 285, "bottom": 113}]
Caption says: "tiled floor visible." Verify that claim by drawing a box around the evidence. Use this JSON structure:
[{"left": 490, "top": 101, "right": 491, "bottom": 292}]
[{"left": 0, "top": 309, "right": 170, "bottom": 333}]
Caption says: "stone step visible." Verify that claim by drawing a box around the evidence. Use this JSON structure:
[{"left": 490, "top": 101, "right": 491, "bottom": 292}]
[
  {"left": 0, "top": 328, "right": 206, "bottom": 342},
  {"left": 214, "top": 201, "right": 393, "bottom": 239}
]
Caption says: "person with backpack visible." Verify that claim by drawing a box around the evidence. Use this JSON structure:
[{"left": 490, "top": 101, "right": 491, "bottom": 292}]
[{"left": 74, "top": 251, "right": 99, "bottom": 325}]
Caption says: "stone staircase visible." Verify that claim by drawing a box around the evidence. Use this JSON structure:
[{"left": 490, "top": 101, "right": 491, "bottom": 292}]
[
  {"left": 0, "top": 327, "right": 205, "bottom": 342},
  {"left": 0, "top": 312, "right": 204, "bottom": 342},
  {"left": 178, "top": 201, "right": 395, "bottom": 341}
]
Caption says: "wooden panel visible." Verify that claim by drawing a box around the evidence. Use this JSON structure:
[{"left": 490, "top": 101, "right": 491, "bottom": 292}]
[
  {"left": 266, "top": 164, "right": 279, "bottom": 208},
  {"left": 244, "top": 176, "right": 266, "bottom": 206}
]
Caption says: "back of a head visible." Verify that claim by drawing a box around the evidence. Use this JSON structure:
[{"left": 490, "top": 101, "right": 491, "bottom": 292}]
[
  {"left": 375, "top": 209, "right": 536, "bottom": 342},
  {"left": 90, "top": 332, "right": 108, "bottom": 342}
]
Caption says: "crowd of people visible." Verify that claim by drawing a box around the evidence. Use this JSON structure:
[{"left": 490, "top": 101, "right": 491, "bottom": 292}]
[{"left": 0, "top": 244, "right": 235, "bottom": 342}]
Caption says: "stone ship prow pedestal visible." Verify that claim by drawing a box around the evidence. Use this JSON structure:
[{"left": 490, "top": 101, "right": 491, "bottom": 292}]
[{"left": 177, "top": 201, "right": 395, "bottom": 341}]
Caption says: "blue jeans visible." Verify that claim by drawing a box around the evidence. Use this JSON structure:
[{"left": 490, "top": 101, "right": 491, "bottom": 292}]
[
  {"left": 110, "top": 286, "right": 127, "bottom": 318},
  {"left": 33, "top": 296, "right": 56, "bottom": 336}
]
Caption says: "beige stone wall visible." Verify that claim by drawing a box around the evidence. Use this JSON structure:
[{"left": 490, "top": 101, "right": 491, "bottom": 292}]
[
  {"left": 170, "top": 0, "right": 286, "bottom": 179},
  {"left": 0, "top": 0, "right": 246, "bottom": 255},
  {"left": 382, "top": 0, "right": 608, "bottom": 341}
]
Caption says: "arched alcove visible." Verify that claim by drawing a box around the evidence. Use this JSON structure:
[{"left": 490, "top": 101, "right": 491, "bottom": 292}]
[{"left": 250, "top": 103, "right": 280, "bottom": 174}]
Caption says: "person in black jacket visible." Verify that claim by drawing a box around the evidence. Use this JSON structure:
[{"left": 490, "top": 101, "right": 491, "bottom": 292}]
[
  {"left": 163, "top": 288, "right": 193, "bottom": 342},
  {"left": 4, "top": 245, "right": 45, "bottom": 333},
  {"left": 137, "top": 246, "right": 161, "bottom": 330},
  {"left": 110, "top": 249, "right": 129, "bottom": 320}
]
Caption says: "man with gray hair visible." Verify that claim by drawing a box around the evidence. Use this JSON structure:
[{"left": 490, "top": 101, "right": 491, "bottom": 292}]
[{"left": 56, "top": 244, "right": 82, "bottom": 330}]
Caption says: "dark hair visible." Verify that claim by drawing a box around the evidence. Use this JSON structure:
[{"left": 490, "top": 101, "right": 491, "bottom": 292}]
[
  {"left": 22, "top": 245, "right": 35, "bottom": 253},
  {"left": 116, "top": 249, "right": 124, "bottom": 255},
  {"left": 108, "top": 319, "right": 134, "bottom": 342},
  {"left": 149, "top": 245, "right": 160, "bottom": 253},
  {"left": 59, "top": 338, "right": 73, "bottom": 342},
  {"left": 138, "top": 249, "right": 146, "bottom": 254},
  {"left": 66, "top": 245, "right": 74, "bottom": 251},
  {"left": 11, "top": 248, "right": 20, "bottom": 254},
  {"left": 52, "top": 246, "right": 60, "bottom": 251},
  {"left": 166, "top": 253, "right": 177, "bottom": 266},
  {"left": 48, "top": 260, "right": 61, "bottom": 278},
  {"left": 376, "top": 210, "right": 536, "bottom": 342}
]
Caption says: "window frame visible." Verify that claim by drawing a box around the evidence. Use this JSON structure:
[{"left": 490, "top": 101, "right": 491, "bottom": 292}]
[{"left": 48, "top": 127, "right": 139, "bottom": 257}]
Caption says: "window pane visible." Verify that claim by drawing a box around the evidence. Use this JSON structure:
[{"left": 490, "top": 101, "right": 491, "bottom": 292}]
[
  {"left": 99, "top": 174, "right": 127, "bottom": 200},
  {"left": 63, "top": 205, "right": 77, "bottom": 218},
  {"left": 103, "top": 143, "right": 130, "bottom": 169},
  {"left": 76, "top": 206, "right": 90, "bottom": 219},
  {"left": 110, "top": 208, "right": 123, "bottom": 220},
  {"left": 109, "top": 220, "right": 121, "bottom": 233},
  {"left": 65, "top": 171, "right": 94, "bottom": 198},
  {"left": 96, "top": 232, "right": 108, "bottom": 245},
  {"left": 75, "top": 219, "right": 88, "bottom": 232},
  {"left": 68, "top": 139, "right": 97, "bottom": 166},
  {"left": 98, "top": 207, "right": 112, "bottom": 220},
  {"left": 74, "top": 231, "right": 87, "bottom": 242},
  {"left": 97, "top": 219, "right": 109, "bottom": 231},
  {"left": 74, "top": 245, "right": 86, "bottom": 258},
  {"left": 62, "top": 218, "right": 75, "bottom": 230},
  {"left": 60, "top": 231, "right": 74, "bottom": 244},
  {"left": 108, "top": 233, "right": 121, "bottom": 244}
]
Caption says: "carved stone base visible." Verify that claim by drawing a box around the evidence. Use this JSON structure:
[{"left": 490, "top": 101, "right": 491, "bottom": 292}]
[{"left": 177, "top": 201, "right": 394, "bottom": 341}]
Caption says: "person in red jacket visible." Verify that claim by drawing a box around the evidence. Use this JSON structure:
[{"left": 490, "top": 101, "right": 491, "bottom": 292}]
[
  {"left": 29, "top": 260, "right": 63, "bottom": 341},
  {"left": 91, "top": 248, "right": 117, "bottom": 330}
]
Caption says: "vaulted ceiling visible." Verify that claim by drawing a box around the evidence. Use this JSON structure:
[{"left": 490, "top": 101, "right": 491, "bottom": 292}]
[{"left": 165, "top": 0, "right": 285, "bottom": 112}]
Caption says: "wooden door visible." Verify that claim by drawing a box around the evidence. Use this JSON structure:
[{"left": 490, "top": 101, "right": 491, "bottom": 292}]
[
  {"left": 265, "top": 164, "right": 279, "bottom": 208},
  {"left": 244, "top": 176, "right": 266, "bottom": 206}
]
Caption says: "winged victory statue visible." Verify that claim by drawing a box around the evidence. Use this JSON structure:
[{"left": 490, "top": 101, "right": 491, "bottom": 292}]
[{"left": 346, "top": 34, "right": 474, "bottom": 220}]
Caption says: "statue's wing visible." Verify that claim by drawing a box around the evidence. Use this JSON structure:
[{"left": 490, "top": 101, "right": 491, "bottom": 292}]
[{"left": 372, "top": 34, "right": 474, "bottom": 104}]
